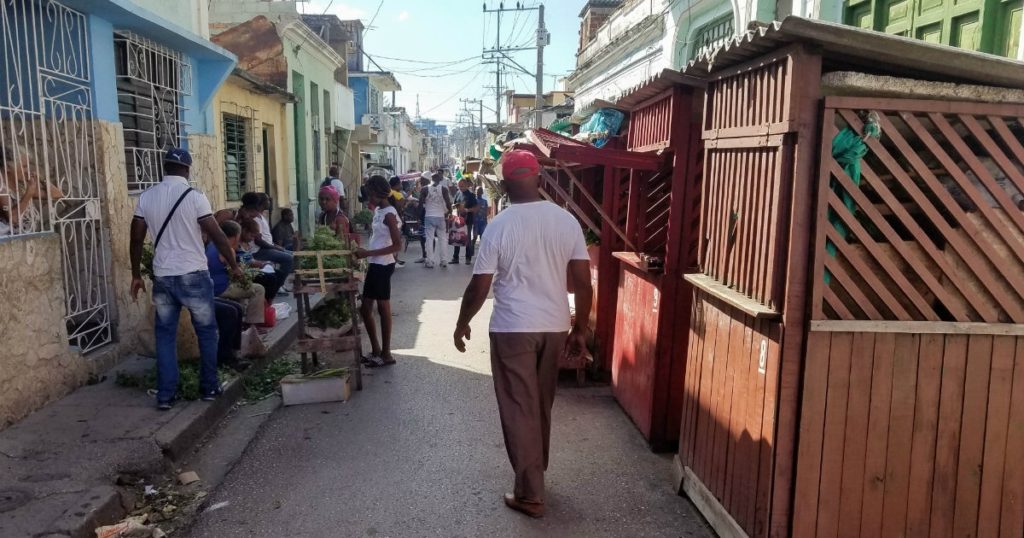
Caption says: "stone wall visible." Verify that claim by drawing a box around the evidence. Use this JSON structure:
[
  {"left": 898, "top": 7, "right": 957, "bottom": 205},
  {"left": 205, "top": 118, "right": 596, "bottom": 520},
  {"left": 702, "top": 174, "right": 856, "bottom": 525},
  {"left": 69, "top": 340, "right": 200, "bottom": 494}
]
[
  {"left": 0, "top": 234, "right": 90, "bottom": 428},
  {"left": 0, "top": 123, "right": 229, "bottom": 430}
]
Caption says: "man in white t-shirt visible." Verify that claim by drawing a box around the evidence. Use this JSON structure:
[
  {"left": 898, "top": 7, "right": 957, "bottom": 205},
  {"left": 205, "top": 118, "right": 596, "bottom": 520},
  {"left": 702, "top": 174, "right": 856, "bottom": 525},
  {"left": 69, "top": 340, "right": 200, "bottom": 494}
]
[
  {"left": 130, "top": 148, "right": 242, "bottom": 410},
  {"left": 421, "top": 171, "right": 452, "bottom": 268},
  {"left": 453, "top": 150, "right": 593, "bottom": 518}
]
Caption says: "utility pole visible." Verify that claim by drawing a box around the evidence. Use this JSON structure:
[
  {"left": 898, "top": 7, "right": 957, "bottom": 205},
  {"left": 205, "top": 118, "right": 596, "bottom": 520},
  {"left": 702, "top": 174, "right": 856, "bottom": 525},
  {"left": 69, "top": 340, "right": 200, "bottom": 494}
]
[
  {"left": 483, "top": 2, "right": 547, "bottom": 128},
  {"left": 535, "top": 4, "right": 545, "bottom": 128}
]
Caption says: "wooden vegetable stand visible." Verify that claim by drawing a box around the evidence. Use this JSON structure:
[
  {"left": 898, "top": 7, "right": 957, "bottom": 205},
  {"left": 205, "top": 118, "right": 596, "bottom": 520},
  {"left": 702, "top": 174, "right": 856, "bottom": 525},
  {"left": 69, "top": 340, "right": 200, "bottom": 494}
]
[
  {"left": 291, "top": 249, "right": 364, "bottom": 390},
  {"left": 675, "top": 16, "right": 1024, "bottom": 538}
]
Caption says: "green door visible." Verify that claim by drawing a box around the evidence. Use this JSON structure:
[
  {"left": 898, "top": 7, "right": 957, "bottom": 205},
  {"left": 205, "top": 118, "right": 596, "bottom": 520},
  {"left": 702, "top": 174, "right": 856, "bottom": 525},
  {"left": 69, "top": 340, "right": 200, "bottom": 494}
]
[
  {"left": 845, "top": 0, "right": 1022, "bottom": 56},
  {"left": 293, "top": 71, "right": 309, "bottom": 235}
]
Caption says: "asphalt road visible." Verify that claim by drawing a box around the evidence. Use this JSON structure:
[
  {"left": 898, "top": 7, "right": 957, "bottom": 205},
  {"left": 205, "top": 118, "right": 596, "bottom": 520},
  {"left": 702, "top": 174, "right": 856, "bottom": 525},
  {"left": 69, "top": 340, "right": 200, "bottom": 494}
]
[{"left": 187, "top": 261, "right": 713, "bottom": 538}]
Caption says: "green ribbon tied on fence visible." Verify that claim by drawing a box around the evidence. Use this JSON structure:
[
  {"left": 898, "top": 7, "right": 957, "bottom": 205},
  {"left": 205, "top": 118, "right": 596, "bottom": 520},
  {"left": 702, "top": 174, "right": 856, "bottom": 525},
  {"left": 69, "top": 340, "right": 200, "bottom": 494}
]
[{"left": 825, "top": 114, "right": 881, "bottom": 285}]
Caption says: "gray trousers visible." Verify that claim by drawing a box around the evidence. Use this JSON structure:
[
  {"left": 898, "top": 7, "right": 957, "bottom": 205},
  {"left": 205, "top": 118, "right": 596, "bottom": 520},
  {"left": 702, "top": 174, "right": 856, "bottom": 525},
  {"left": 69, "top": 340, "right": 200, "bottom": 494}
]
[{"left": 489, "top": 331, "right": 567, "bottom": 503}]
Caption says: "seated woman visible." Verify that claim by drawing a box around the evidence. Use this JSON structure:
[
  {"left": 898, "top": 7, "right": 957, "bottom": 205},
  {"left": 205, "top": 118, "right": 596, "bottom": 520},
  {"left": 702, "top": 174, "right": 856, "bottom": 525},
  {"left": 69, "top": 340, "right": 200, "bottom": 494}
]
[
  {"left": 317, "top": 185, "right": 359, "bottom": 244},
  {"left": 208, "top": 220, "right": 266, "bottom": 324},
  {"left": 238, "top": 218, "right": 285, "bottom": 300},
  {"left": 213, "top": 297, "right": 247, "bottom": 370}
]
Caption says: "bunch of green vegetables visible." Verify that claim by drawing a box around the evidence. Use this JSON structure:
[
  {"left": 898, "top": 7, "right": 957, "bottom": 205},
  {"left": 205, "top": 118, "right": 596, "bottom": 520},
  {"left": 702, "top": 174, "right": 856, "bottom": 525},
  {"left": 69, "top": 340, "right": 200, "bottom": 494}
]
[
  {"left": 307, "top": 296, "right": 351, "bottom": 328},
  {"left": 299, "top": 226, "right": 354, "bottom": 271},
  {"left": 141, "top": 242, "right": 155, "bottom": 280},
  {"left": 352, "top": 209, "right": 373, "bottom": 227},
  {"left": 116, "top": 362, "right": 231, "bottom": 401},
  {"left": 584, "top": 228, "right": 601, "bottom": 247}
]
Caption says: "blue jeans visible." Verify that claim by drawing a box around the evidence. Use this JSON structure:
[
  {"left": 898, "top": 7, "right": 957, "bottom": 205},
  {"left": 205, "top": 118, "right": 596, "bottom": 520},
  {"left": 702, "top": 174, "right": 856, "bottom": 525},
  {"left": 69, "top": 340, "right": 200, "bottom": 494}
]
[
  {"left": 254, "top": 248, "right": 294, "bottom": 276},
  {"left": 152, "top": 271, "right": 219, "bottom": 402}
]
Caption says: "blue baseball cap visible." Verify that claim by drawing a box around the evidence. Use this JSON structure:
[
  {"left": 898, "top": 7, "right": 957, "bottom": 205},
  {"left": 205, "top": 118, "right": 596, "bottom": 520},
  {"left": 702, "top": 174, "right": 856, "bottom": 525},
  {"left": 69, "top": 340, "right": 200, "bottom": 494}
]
[{"left": 164, "top": 148, "right": 192, "bottom": 168}]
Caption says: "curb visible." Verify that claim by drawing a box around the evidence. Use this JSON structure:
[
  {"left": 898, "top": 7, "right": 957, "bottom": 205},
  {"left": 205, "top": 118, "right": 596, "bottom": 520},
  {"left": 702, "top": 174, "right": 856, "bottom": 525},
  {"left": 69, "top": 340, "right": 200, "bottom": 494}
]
[{"left": 47, "top": 486, "right": 124, "bottom": 538}]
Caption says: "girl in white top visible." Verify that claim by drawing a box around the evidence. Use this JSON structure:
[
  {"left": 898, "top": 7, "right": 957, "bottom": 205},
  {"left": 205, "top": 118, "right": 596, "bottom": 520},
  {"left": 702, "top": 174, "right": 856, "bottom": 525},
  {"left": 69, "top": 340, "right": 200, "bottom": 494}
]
[{"left": 355, "top": 175, "right": 403, "bottom": 367}]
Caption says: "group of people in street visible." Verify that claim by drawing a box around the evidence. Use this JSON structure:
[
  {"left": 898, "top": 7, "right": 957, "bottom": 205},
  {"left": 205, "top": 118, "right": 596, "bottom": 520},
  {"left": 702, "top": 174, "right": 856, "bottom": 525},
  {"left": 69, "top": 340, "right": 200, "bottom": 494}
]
[{"left": 130, "top": 146, "right": 593, "bottom": 522}]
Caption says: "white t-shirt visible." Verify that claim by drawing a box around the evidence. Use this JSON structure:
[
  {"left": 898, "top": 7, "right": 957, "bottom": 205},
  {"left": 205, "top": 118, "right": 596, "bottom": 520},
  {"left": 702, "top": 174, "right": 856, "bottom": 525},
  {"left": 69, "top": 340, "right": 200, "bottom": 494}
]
[
  {"left": 256, "top": 214, "right": 273, "bottom": 244},
  {"left": 133, "top": 176, "right": 214, "bottom": 277},
  {"left": 329, "top": 178, "right": 346, "bottom": 199},
  {"left": 368, "top": 206, "right": 401, "bottom": 265},
  {"left": 423, "top": 183, "right": 448, "bottom": 218},
  {"left": 473, "top": 201, "right": 590, "bottom": 333}
]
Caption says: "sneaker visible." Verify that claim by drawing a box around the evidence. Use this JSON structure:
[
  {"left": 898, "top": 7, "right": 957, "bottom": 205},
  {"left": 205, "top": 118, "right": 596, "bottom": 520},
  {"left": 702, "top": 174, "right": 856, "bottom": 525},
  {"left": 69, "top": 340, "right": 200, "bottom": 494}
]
[
  {"left": 414, "top": 258, "right": 426, "bottom": 264},
  {"left": 157, "top": 397, "right": 177, "bottom": 411},
  {"left": 424, "top": 261, "right": 435, "bottom": 269},
  {"left": 396, "top": 260, "right": 406, "bottom": 268},
  {"left": 440, "top": 261, "right": 448, "bottom": 268},
  {"left": 200, "top": 388, "right": 223, "bottom": 402},
  {"left": 450, "top": 258, "right": 459, "bottom": 265}
]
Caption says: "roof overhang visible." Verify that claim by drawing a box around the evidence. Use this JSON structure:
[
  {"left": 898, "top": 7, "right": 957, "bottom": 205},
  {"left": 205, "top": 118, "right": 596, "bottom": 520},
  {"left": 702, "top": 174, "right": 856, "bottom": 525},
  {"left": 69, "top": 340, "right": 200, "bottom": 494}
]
[
  {"left": 351, "top": 71, "right": 402, "bottom": 92},
  {"left": 230, "top": 68, "right": 297, "bottom": 102},
  {"left": 614, "top": 69, "right": 706, "bottom": 110}
]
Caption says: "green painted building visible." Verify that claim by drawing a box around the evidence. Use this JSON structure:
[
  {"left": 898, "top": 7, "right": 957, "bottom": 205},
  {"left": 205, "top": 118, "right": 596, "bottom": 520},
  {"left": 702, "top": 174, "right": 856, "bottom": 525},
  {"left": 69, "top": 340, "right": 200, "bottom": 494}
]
[{"left": 845, "top": 0, "right": 1022, "bottom": 58}]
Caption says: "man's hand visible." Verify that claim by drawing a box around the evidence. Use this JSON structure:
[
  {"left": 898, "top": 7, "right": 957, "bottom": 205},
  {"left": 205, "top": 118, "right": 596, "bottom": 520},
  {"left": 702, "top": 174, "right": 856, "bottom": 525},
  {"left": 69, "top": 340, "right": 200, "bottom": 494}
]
[
  {"left": 454, "top": 323, "right": 472, "bottom": 353},
  {"left": 565, "top": 327, "right": 588, "bottom": 360},
  {"left": 130, "top": 277, "right": 146, "bottom": 302},
  {"left": 229, "top": 266, "right": 244, "bottom": 280}
]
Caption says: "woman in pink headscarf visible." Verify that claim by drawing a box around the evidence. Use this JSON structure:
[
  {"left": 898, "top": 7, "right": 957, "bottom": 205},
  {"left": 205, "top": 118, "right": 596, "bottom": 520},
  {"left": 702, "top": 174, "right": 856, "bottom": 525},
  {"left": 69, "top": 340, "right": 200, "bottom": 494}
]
[{"left": 317, "top": 184, "right": 358, "bottom": 244}]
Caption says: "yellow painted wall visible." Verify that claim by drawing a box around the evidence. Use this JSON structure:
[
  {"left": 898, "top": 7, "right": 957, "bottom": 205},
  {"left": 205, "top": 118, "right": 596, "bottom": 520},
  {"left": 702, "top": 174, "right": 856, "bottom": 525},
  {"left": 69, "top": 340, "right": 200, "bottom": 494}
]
[{"left": 211, "top": 78, "right": 291, "bottom": 221}]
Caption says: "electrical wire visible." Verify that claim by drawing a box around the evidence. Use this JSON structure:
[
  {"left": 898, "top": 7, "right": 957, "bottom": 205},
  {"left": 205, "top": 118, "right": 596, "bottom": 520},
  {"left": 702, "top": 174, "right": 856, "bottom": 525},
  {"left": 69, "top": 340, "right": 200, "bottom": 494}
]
[
  {"left": 365, "top": 53, "right": 480, "bottom": 65},
  {"left": 364, "top": 0, "right": 385, "bottom": 34},
  {"left": 421, "top": 67, "right": 490, "bottom": 115}
]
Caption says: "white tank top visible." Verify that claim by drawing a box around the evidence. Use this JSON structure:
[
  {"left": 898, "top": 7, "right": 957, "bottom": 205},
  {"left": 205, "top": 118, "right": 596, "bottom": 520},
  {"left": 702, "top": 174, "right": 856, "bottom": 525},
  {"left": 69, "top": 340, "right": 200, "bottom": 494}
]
[
  {"left": 423, "top": 184, "right": 448, "bottom": 218},
  {"left": 368, "top": 206, "right": 400, "bottom": 265}
]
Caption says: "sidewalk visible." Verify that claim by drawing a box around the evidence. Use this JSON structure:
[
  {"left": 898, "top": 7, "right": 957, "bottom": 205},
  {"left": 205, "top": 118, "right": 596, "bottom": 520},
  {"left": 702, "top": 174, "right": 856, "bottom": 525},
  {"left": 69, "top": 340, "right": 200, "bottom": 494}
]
[{"left": 0, "top": 295, "right": 305, "bottom": 538}]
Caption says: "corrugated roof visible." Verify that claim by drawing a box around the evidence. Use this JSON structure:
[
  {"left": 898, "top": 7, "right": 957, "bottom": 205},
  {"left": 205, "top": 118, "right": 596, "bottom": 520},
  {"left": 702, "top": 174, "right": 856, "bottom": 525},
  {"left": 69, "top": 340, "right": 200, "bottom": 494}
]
[
  {"left": 687, "top": 17, "right": 1024, "bottom": 88},
  {"left": 614, "top": 69, "right": 706, "bottom": 110}
]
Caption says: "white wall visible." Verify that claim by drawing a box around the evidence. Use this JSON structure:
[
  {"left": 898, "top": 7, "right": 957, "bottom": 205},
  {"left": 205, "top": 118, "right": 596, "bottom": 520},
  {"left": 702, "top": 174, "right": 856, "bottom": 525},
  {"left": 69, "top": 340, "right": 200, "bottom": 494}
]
[
  {"left": 335, "top": 83, "right": 355, "bottom": 130},
  {"left": 130, "top": 0, "right": 209, "bottom": 37}
]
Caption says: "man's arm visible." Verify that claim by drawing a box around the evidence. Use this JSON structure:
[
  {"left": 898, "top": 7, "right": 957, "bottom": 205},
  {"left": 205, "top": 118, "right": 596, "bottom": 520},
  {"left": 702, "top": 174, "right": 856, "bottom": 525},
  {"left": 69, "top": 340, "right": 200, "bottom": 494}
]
[
  {"left": 566, "top": 259, "right": 593, "bottom": 358},
  {"left": 129, "top": 217, "right": 148, "bottom": 301},
  {"left": 454, "top": 273, "right": 494, "bottom": 352},
  {"left": 200, "top": 217, "right": 242, "bottom": 277}
]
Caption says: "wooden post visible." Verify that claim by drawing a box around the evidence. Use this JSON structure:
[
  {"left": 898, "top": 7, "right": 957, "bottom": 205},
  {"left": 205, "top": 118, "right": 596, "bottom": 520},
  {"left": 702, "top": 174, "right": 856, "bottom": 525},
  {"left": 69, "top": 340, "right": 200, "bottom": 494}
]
[{"left": 597, "top": 166, "right": 622, "bottom": 367}]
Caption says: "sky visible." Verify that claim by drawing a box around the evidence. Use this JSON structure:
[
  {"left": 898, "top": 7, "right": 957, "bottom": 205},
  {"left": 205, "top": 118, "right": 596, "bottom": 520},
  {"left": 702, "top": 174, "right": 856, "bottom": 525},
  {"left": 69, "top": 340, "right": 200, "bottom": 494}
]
[{"left": 301, "top": 0, "right": 584, "bottom": 126}]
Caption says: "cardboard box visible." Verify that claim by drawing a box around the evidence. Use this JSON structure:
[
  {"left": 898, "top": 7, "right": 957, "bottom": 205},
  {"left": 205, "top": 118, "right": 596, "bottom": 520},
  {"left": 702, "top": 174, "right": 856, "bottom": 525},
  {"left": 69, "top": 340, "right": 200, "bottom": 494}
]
[{"left": 280, "top": 374, "right": 351, "bottom": 406}]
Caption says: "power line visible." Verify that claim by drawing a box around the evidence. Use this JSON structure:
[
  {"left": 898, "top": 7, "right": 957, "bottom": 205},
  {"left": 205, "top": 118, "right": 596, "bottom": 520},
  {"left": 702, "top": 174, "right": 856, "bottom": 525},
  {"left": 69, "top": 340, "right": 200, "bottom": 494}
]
[
  {"left": 421, "top": 67, "right": 489, "bottom": 115},
  {"left": 365, "top": 53, "right": 480, "bottom": 65},
  {"left": 364, "top": 0, "right": 385, "bottom": 34}
]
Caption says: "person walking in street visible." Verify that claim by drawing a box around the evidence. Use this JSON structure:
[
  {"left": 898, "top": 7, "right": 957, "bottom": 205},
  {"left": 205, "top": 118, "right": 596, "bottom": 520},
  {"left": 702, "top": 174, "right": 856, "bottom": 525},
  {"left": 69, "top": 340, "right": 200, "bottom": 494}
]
[
  {"left": 422, "top": 171, "right": 452, "bottom": 268},
  {"left": 453, "top": 150, "right": 593, "bottom": 518},
  {"left": 355, "top": 175, "right": 403, "bottom": 367},
  {"left": 320, "top": 164, "right": 347, "bottom": 210},
  {"left": 389, "top": 176, "right": 408, "bottom": 268},
  {"left": 130, "top": 148, "right": 243, "bottom": 410},
  {"left": 474, "top": 186, "right": 489, "bottom": 244},
  {"left": 450, "top": 179, "right": 478, "bottom": 265}
]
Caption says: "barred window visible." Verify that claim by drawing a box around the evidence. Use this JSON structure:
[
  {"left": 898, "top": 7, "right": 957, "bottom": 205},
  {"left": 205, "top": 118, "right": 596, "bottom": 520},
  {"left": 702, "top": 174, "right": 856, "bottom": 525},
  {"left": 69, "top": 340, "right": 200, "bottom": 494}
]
[
  {"left": 690, "top": 14, "right": 735, "bottom": 61},
  {"left": 115, "top": 32, "right": 192, "bottom": 191},
  {"left": 222, "top": 114, "right": 249, "bottom": 201}
]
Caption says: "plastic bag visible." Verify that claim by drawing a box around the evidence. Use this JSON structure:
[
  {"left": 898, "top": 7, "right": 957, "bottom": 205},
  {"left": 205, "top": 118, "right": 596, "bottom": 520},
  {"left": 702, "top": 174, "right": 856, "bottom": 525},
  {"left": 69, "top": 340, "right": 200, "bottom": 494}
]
[
  {"left": 448, "top": 216, "right": 468, "bottom": 247},
  {"left": 240, "top": 327, "right": 267, "bottom": 357},
  {"left": 270, "top": 301, "right": 290, "bottom": 319},
  {"left": 580, "top": 108, "right": 625, "bottom": 148}
]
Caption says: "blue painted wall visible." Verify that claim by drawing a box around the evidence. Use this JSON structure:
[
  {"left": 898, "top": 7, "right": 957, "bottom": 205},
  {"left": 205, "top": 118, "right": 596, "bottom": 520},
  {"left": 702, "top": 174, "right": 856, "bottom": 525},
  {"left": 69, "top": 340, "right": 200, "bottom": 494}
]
[{"left": 351, "top": 77, "right": 369, "bottom": 123}]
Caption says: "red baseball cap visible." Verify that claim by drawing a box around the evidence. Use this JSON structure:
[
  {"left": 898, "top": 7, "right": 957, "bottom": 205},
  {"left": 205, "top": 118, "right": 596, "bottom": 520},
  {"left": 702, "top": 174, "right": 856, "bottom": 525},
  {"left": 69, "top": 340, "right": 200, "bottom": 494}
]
[{"left": 499, "top": 149, "right": 540, "bottom": 181}]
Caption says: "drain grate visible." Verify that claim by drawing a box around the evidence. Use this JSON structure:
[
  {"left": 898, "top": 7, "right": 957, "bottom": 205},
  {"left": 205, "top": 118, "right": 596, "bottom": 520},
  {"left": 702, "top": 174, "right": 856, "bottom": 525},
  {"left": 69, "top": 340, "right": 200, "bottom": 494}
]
[{"left": 0, "top": 488, "right": 31, "bottom": 513}]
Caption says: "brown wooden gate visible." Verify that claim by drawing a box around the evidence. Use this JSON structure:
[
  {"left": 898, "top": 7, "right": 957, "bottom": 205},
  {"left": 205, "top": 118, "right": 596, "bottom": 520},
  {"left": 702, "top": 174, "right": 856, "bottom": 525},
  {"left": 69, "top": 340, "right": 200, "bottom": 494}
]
[
  {"left": 792, "top": 96, "right": 1024, "bottom": 538},
  {"left": 678, "top": 44, "right": 823, "bottom": 538}
]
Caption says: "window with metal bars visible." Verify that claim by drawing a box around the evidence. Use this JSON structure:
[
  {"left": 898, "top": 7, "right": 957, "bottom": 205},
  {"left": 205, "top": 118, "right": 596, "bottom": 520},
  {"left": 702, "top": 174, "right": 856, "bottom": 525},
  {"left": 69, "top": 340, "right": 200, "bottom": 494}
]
[
  {"left": 114, "top": 31, "right": 191, "bottom": 192},
  {"left": 222, "top": 114, "right": 249, "bottom": 201},
  {"left": 689, "top": 14, "right": 735, "bottom": 61}
]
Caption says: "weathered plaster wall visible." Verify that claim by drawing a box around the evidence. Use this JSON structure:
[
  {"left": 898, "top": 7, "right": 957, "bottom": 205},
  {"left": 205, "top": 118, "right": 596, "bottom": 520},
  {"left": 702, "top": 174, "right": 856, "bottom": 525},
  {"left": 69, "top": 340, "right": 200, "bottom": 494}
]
[
  {"left": 212, "top": 80, "right": 291, "bottom": 218},
  {"left": 0, "top": 235, "right": 90, "bottom": 429}
]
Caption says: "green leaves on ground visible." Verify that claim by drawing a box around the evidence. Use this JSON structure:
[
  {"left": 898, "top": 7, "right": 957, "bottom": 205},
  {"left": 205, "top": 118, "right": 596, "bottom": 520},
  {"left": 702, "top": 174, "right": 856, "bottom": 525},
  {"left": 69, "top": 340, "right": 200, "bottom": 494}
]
[
  {"left": 242, "top": 357, "right": 300, "bottom": 402},
  {"left": 115, "top": 363, "right": 233, "bottom": 401}
]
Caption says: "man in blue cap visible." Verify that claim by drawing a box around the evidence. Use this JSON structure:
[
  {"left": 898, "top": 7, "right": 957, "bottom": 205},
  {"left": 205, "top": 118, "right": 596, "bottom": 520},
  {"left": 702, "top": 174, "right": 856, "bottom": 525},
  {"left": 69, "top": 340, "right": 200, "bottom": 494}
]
[{"left": 129, "top": 148, "right": 243, "bottom": 410}]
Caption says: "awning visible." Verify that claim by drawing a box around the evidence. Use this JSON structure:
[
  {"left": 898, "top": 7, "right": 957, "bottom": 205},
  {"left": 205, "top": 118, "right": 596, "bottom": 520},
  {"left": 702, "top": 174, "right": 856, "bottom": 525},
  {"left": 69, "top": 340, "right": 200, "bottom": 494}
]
[{"left": 509, "top": 129, "right": 661, "bottom": 171}]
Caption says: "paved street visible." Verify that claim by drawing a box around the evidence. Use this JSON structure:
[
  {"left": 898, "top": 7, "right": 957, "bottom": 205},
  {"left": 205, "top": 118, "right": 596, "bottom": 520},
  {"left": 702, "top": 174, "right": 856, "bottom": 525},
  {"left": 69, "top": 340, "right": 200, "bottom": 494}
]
[{"left": 188, "top": 261, "right": 712, "bottom": 537}]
